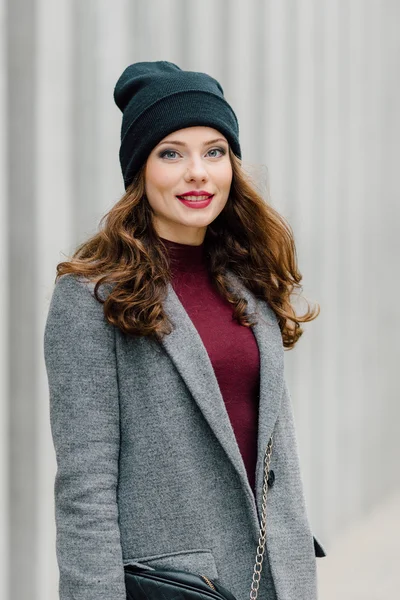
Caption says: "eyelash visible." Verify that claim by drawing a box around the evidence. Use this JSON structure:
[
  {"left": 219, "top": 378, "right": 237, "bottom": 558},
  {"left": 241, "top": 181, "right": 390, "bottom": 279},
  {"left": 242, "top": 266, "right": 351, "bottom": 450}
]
[{"left": 158, "top": 147, "right": 227, "bottom": 160}]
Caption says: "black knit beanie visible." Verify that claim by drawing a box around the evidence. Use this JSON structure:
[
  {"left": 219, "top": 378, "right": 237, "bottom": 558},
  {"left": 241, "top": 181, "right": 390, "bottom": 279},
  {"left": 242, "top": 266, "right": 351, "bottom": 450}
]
[{"left": 113, "top": 60, "right": 242, "bottom": 190}]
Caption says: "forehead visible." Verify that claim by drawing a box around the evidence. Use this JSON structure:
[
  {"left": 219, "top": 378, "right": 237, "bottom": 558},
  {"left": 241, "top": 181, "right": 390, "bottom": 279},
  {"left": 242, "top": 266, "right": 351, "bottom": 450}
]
[{"left": 157, "top": 126, "right": 228, "bottom": 146}]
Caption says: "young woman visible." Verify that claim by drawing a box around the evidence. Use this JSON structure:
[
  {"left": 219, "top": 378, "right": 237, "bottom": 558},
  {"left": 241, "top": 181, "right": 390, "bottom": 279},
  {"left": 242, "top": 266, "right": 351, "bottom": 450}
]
[{"left": 44, "top": 61, "right": 325, "bottom": 600}]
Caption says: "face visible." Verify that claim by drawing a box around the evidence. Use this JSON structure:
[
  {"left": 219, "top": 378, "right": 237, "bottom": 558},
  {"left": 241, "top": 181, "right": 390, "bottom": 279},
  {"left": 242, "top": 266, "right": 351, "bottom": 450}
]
[{"left": 144, "top": 126, "right": 233, "bottom": 245}]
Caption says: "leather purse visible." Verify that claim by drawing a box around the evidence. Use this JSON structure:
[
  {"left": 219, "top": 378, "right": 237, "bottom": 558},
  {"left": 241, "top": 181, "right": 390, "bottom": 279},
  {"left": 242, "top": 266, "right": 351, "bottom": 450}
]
[{"left": 124, "top": 436, "right": 273, "bottom": 600}]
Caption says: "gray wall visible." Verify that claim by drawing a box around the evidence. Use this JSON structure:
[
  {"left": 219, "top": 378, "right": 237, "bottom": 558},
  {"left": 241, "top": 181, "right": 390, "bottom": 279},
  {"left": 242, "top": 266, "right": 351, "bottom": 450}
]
[{"left": 1, "top": 1, "right": 399, "bottom": 599}]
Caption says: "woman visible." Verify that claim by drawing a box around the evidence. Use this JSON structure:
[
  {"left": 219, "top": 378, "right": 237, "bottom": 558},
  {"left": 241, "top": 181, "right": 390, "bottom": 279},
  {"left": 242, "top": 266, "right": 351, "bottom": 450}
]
[{"left": 44, "top": 61, "right": 326, "bottom": 600}]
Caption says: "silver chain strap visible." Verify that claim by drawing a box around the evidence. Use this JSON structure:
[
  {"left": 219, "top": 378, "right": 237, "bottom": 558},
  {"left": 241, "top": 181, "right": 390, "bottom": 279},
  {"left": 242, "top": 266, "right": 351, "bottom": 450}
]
[{"left": 249, "top": 435, "right": 273, "bottom": 600}]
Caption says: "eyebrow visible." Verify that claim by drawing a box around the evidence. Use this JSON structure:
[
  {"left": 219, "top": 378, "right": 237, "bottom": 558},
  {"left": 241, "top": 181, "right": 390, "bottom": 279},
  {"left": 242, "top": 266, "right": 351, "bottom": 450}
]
[{"left": 157, "top": 138, "right": 228, "bottom": 147}]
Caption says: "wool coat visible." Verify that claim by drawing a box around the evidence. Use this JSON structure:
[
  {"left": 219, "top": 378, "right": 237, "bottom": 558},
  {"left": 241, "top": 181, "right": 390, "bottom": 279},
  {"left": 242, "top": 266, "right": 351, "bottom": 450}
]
[{"left": 44, "top": 270, "right": 326, "bottom": 600}]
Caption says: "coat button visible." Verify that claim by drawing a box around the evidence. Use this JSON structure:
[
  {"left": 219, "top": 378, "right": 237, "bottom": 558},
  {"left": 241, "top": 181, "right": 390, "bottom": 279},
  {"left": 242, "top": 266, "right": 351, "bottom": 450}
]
[{"left": 267, "top": 469, "right": 275, "bottom": 487}]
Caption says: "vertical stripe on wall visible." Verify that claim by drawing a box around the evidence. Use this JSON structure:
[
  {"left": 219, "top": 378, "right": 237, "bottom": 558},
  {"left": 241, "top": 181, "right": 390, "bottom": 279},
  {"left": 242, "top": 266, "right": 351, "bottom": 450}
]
[
  {"left": 0, "top": 0, "right": 9, "bottom": 597},
  {"left": 7, "top": 0, "right": 39, "bottom": 598},
  {"left": 35, "top": 2, "right": 75, "bottom": 598}
]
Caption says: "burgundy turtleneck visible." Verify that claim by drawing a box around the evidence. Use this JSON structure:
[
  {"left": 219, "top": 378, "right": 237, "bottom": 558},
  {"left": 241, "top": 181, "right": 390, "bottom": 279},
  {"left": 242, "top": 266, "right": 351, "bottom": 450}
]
[{"left": 160, "top": 236, "right": 260, "bottom": 495}]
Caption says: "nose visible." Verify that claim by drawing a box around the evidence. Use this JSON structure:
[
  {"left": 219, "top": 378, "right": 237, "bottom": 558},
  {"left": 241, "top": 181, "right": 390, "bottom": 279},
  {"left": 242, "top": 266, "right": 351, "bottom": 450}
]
[{"left": 184, "top": 156, "right": 209, "bottom": 182}]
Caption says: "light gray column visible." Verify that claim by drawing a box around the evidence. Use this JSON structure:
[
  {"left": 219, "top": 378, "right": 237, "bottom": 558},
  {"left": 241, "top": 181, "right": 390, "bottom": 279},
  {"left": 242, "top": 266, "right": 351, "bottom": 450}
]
[
  {"left": 361, "top": 0, "right": 383, "bottom": 512},
  {"left": 96, "top": 0, "right": 133, "bottom": 210},
  {"left": 7, "top": 0, "right": 39, "bottom": 597},
  {"left": 0, "top": 0, "right": 9, "bottom": 598},
  {"left": 318, "top": 0, "right": 343, "bottom": 541},
  {"left": 344, "top": 0, "right": 368, "bottom": 525},
  {"left": 289, "top": 0, "right": 317, "bottom": 513},
  {"left": 35, "top": 2, "right": 75, "bottom": 598},
  {"left": 263, "top": 0, "right": 290, "bottom": 217}
]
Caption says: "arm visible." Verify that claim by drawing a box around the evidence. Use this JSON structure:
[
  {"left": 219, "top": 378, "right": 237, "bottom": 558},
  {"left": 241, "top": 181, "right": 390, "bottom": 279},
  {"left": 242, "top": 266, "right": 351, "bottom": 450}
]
[
  {"left": 44, "top": 274, "right": 126, "bottom": 600},
  {"left": 280, "top": 381, "right": 326, "bottom": 557},
  {"left": 267, "top": 379, "right": 320, "bottom": 599},
  {"left": 277, "top": 380, "right": 326, "bottom": 556}
]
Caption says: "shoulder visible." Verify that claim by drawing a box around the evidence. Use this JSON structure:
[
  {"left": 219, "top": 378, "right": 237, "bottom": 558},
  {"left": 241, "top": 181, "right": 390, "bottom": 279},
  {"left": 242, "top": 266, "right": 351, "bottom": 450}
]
[
  {"left": 48, "top": 273, "right": 114, "bottom": 313},
  {"left": 44, "top": 274, "right": 115, "bottom": 345},
  {"left": 52, "top": 272, "right": 112, "bottom": 297}
]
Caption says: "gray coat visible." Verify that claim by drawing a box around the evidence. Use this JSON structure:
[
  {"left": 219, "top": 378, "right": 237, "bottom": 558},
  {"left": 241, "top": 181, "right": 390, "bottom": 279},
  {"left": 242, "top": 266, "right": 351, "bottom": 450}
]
[{"left": 44, "top": 270, "right": 325, "bottom": 600}]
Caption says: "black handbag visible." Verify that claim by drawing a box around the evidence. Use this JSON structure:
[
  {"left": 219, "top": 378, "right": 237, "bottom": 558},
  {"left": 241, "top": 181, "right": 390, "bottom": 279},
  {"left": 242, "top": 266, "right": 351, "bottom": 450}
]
[
  {"left": 124, "top": 564, "right": 237, "bottom": 600},
  {"left": 124, "top": 436, "right": 273, "bottom": 600}
]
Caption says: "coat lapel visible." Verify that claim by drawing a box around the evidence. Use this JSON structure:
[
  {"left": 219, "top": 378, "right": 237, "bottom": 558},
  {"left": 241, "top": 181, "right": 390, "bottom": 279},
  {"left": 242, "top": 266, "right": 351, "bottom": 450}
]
[{"left": 158, "top": 269, "right": 285, "bottom": 522}]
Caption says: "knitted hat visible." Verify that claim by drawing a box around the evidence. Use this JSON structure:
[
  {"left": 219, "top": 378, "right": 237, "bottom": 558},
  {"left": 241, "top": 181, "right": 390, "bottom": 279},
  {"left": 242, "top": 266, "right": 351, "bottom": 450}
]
[{"left": 113, "top": 60, "right": 242, "bottom": 190}]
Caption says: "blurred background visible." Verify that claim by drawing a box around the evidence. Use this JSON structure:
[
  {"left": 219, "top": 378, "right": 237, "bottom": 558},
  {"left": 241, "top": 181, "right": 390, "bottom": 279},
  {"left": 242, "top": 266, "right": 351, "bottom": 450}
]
[{"left": 1, "top": 0, "right": 399, "bottom": 599}]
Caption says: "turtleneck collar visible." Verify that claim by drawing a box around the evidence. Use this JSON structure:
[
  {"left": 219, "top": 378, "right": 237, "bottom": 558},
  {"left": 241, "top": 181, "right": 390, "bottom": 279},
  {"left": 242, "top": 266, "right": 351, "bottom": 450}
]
[{"left": 160, "top": 236, "right": 207, "bottom": 273}]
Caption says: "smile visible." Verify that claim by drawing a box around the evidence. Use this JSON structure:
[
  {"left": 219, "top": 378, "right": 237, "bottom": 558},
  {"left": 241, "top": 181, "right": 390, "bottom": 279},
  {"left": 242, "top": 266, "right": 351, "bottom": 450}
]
[
  {"left": 176, "top": 195, "right": 213, "bottom": 201},
  {"left": 176, "top": 195, "right": 214, "bottom": 209}
]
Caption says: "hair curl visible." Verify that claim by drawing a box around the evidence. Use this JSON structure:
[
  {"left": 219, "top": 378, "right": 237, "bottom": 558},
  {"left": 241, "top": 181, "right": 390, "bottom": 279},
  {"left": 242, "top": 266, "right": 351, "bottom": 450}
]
[{"left": 56, "top": 148, "right": 319, "bottom": 349}]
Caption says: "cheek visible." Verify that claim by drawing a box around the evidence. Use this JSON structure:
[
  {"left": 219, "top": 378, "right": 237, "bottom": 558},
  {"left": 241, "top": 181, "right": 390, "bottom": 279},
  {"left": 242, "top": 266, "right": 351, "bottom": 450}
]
[
  {"left": 218, "top": 163, "right": 233, "bottom": 191},
  {"left": 145, "top": 162, "right": 178, "bottom": 195}
]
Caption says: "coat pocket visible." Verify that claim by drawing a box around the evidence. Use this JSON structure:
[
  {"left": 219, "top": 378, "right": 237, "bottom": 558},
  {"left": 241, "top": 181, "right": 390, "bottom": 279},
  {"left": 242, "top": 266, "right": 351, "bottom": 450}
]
[
  {"left": 313, "top": 535, "right": 326, "bottom": 557},
  {"left": 123, "top": 548, "right": 219, "bottom": 580}
]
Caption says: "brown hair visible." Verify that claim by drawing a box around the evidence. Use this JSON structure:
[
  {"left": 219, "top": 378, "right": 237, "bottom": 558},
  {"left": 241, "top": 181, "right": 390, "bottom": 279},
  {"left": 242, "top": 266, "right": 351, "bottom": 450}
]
[{"left": 56, "top": 148, "right": 319, "bottom": 349}]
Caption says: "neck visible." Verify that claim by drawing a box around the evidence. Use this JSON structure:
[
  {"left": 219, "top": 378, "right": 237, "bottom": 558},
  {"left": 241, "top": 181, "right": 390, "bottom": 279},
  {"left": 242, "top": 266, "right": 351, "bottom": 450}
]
[{"left": 160, "top": 236, "right": 207, "bottom": 273}]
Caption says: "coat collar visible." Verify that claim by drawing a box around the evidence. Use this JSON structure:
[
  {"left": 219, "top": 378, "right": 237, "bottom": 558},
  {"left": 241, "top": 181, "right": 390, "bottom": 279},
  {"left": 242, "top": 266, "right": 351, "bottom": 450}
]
[{"left": 158, "top": 268, "right": 285, "bottom": 522}]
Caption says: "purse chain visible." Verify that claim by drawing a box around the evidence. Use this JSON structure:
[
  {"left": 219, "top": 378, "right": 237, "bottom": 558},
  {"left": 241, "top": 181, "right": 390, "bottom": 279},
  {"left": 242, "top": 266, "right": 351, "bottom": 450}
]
[{"left": 249, "top": 434, "right": 273, "bottom": 600}]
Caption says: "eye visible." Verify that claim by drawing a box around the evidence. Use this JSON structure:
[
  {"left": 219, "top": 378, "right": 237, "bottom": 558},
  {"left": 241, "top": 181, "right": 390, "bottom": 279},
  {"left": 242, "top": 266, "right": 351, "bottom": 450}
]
[
  {"left": 207, "top": 147, "right": 226, "bottom": 158},
  {"left": 159, "top": 149, "right": 180, "bottom": 160}
]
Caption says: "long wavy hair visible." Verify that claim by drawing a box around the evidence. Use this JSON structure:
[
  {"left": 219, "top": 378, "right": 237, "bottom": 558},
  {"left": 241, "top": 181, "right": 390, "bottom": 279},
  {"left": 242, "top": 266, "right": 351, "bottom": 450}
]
[{"left": 56, "top": 148, "right": 319, "bottom": 349}]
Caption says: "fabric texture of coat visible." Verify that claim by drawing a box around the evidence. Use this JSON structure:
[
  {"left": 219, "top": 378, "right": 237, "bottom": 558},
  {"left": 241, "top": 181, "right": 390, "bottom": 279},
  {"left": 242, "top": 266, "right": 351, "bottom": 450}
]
[{"left": 44, "top": 270, "right": 325, "bottom": 600}]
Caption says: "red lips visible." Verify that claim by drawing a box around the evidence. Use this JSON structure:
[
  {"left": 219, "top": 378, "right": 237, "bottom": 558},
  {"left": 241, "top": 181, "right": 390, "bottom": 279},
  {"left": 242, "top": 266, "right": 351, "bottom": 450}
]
[{"left": 177, "top": 190, "right": 213, "bottom": 197}]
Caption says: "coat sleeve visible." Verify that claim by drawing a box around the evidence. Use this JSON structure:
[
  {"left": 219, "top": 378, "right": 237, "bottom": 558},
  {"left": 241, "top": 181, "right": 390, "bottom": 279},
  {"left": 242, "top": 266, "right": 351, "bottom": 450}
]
[
  {"left": 266, "top": 379, "right": 320, "bottom": 600},
  {"left": 44, "top": 273, "right": 127, "bottom": 600},
  {"left": 278, "top": 381, "right": 326, "bottom": 557}
]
